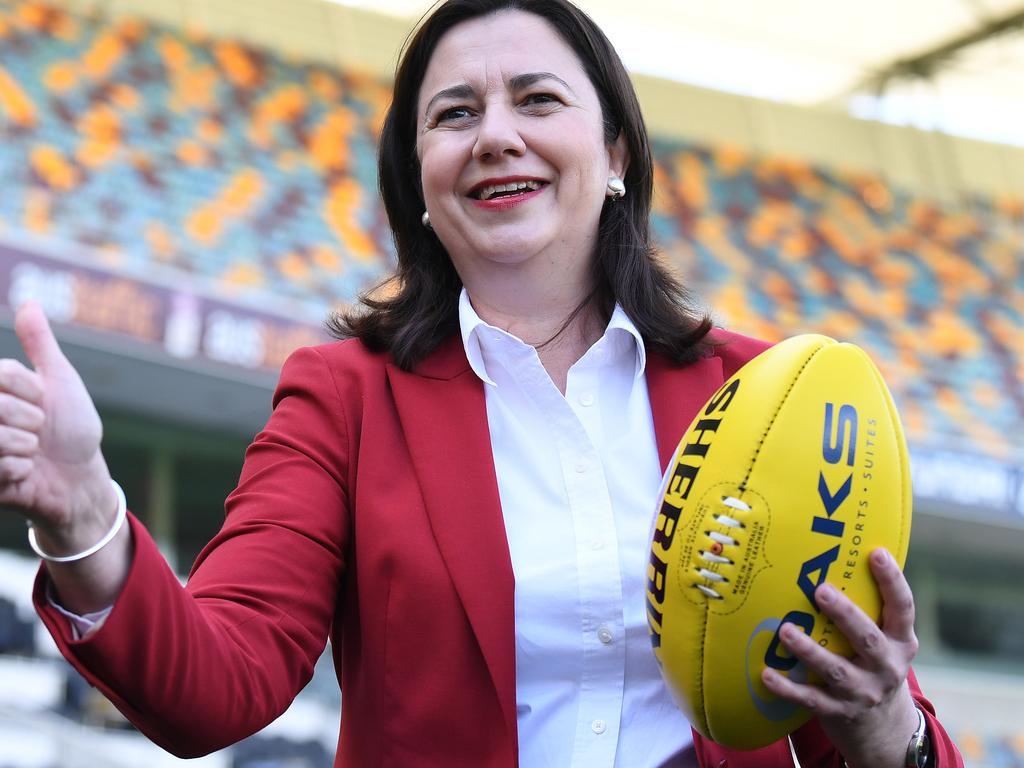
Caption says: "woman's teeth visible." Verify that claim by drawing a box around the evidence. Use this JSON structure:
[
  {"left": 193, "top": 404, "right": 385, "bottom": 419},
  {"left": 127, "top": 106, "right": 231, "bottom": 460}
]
[{"left": 476, "top": 180, "right": 543, "bottom": 200}]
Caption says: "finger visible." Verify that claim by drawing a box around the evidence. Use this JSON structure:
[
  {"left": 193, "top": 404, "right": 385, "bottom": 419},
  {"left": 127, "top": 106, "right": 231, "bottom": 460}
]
[
  {"left": 0, "top": 359, "right": 45, "bottom": 405},
  {"left": 0, "top": 455, "right": 33, "bottom": 484},
  {"left": 761, "top": 666, "right": 849, "bottom": 720},
  {"left": 777, "top": 621, "right": 864, "bottom": 699},
  {"left": 14, "top": 301, "right": 68, "bottom": 376},
  {"left": 0, "top": 393, "right": 45, "bottom": 431},
  {"left": 871, "top": 548, "right": 917, "bottom": 643},
  {"left": 813, "top": 582, "right": 889, "bottom": 661},
  {"left": 0, "top": 425, "right": 40, "bottom": 456}
]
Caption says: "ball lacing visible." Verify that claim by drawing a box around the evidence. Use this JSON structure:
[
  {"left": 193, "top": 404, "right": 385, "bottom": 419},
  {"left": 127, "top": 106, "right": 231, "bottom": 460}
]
[{"left": 694, "top": 496, "right": 751, "bottom": 599}]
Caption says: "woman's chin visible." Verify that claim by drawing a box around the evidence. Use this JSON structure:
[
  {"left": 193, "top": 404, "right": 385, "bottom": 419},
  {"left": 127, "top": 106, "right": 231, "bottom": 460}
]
[{"left": 451, "top": 236, "right": 548, "bottom": 269}]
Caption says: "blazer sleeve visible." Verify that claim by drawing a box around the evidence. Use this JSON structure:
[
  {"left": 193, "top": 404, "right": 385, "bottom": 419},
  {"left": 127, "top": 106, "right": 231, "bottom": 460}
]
[{"left": 33, "top": 344, "right": 353, "bottom": 758}]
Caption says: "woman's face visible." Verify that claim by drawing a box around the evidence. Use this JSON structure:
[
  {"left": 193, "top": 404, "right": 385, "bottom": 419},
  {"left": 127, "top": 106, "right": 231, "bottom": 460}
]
[{"left": 416, "top": 10, "right": 627, "bottom": 291}]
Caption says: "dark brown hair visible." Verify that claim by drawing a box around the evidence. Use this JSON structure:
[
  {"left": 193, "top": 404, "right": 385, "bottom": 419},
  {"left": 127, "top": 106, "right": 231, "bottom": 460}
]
[{"left": 329, "top": 0, "right": 712, "bottom": 369}]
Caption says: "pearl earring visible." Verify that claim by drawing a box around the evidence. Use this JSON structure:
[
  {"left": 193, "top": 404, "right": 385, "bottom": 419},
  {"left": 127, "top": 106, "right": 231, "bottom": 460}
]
[
  {"left": 606, "top": 175, "right": 625, "bottom": 200},
  {"left": 421, "top": 210, "right": 431, "bottom": 228}
]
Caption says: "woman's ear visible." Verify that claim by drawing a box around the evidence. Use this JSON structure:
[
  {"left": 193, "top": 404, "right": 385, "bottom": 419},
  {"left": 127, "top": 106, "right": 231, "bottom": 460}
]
[{"left": 608, "top": 130, "right": 630, "bottom": 182}]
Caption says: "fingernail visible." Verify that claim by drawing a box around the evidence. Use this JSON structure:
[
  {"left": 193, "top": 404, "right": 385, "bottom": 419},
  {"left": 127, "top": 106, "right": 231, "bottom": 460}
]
[
  {"left": 817, "top": 584, "right": 836, "bottom": 604},
  {"left": 873, "top": 548, "right": 892, "bottom": 567}
]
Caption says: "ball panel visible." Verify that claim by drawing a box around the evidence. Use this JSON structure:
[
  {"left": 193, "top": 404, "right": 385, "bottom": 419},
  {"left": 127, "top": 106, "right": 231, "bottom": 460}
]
[{"left": 745, "top": 341, "right": 907, "bottom": 638}]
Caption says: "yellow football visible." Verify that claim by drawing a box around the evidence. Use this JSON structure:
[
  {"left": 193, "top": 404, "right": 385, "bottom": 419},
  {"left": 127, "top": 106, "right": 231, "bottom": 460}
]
[{"left": 646, "top": 334, "right": 912, "bottom": 750}]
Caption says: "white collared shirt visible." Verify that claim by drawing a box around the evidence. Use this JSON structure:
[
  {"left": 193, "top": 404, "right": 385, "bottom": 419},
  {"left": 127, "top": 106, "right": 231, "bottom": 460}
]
[{"left": 459, "top": 289, "right": 693, "bottom": 768}]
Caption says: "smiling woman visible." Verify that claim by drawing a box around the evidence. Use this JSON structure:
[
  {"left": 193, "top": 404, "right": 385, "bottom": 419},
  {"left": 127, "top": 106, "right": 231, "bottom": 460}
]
[{"left": 1, "top": 1, "right": 965, "bottom": 768}]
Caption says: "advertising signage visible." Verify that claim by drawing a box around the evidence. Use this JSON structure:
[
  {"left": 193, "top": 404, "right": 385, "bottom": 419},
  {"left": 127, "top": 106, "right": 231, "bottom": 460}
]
[
  {"left": 911, "top": 447, "right": 1024, "bottom": 523},
  {"left": 0, "top": 241, "right": 328, "bottom": 376}
]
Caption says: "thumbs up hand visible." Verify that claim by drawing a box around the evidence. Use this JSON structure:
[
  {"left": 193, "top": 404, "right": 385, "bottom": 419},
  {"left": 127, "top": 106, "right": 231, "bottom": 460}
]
[{"left": 0, "top": 302, "right": 115, "bottom": 542}]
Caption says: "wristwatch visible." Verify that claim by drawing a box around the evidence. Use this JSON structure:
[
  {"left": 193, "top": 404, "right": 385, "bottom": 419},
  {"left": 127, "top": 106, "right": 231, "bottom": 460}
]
[{"left": 905, "top": 705, "right": 932, "bottom": 768}]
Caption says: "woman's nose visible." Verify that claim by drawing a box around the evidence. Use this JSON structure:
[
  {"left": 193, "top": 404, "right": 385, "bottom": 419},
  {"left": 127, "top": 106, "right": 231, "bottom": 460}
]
[{"left": 472, "top": 106, "right": 526, "bottom": 161}]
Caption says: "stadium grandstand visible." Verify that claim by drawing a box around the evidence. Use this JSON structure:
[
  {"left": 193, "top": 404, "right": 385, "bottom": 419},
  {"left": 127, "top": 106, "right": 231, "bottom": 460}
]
[{"left": 0, "top": 0, "right": 1021, "bottom": 766}]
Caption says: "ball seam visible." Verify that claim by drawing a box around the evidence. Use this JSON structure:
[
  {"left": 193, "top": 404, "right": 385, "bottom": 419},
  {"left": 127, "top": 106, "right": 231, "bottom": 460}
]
[{"left": 738, "top": 342, "right": 827, "bottom": 493}]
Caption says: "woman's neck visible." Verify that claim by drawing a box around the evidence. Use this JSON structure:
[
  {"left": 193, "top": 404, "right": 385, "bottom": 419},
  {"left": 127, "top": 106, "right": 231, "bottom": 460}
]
[{"left": 465, "top": 285, "right": 605, "bottom": 394}]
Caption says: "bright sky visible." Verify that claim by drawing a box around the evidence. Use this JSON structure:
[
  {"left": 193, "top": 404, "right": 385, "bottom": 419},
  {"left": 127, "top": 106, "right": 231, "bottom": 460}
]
[{"left": 327, "top": 0, "right": 1024, "bottom": 148}]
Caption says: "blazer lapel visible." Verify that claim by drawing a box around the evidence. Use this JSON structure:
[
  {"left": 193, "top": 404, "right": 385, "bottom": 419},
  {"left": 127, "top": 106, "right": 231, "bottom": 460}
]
[
  {"left": 646, "top": 349, "right": 726, "bottom": 469},
  {"left": 387, "top": 336, "right": 517, "bottom": 747}
]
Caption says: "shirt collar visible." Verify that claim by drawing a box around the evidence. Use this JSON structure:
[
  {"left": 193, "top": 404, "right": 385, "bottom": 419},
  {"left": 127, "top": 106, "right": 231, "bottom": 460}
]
[
  {"left": 458, "top": 287, "right": 647, "bottom": 386},
  {"left": 459, "top": 288, "right": 498, "bottom": 386}
]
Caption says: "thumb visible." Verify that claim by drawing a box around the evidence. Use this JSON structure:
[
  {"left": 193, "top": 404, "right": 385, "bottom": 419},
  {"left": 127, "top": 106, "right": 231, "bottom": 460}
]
[{"left": 14, "top": 301, "right": 68, "bottom": 374}]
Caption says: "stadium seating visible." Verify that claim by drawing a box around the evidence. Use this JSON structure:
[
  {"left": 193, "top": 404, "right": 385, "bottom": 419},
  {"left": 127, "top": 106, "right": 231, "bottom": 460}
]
[
  {"left": 0, "top": 0, "right": 1020, "bottom": 463},
  {"left": 0, "top": 1, "right": 394, "bottom": 310},
  {"left": 650, "top": 142, "right": 1024, "bottom": 462}
]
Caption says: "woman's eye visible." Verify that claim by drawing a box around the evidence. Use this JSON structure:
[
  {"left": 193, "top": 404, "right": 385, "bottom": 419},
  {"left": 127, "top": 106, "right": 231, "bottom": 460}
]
[
  {"left": 523, "top": 93, "right": 560, "bottom": 107},
  {"left": 437, "top": 106, "right": 473, "bottom": 122}
]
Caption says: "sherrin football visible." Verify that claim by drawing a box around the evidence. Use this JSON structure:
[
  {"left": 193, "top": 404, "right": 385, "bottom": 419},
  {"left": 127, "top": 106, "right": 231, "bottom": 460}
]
[{"left": 646, "top": 334, "right": 912, "bottom": 750}]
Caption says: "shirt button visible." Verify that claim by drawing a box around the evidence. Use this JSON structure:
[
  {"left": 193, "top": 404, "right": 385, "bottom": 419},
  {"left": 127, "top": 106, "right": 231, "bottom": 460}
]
[
  {"left": 579, "top": 392, "right": 595, "bottom": 407},
  {"left": 590, "top": 538, "right": 604, "bottom": 550},
  {"left": 575, "top": 461, "right": 587, "bottom": 473},
  {"left": 597, "top": 627, "right": 613, "bottom": 644},
  {"left": 591, "top": 719, "right": 607, "bottom": 734}
]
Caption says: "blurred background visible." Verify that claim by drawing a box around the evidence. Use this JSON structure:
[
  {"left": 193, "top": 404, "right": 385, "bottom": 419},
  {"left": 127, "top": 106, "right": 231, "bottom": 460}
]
[{"left": 0, "top": 0, "right": 1021, "bottom": 765}]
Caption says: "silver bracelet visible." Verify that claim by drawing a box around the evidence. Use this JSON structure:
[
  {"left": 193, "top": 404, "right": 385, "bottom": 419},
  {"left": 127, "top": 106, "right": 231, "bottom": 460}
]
[{"left": 27, "top": 480, "right": 128, "bottom": 563}]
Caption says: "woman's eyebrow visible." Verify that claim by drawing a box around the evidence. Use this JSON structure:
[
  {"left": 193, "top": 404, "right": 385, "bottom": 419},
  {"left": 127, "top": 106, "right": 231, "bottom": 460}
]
[
  {"left": 509, "top": 71, "right": 576, "bottom": 96},
  {"left": 424, "top": 83, "right": 476, "bottom": 116}
]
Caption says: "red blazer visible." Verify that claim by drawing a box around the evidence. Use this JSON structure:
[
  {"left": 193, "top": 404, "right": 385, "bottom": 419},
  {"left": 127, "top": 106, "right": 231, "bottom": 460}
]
[{"left": 34, "top": 330, "right": 963, "bottom": 767}]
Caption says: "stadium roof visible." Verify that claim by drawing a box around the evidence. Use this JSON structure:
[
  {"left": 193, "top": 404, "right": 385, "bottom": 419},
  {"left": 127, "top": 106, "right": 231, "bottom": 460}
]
[{"left": 329, "top": 0, "right": 1024, "bottom": 147}]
